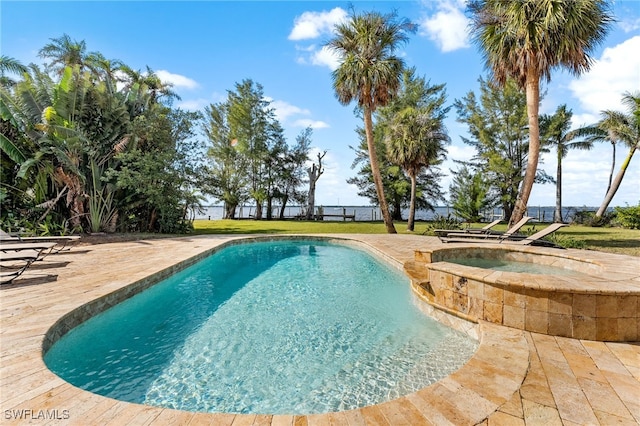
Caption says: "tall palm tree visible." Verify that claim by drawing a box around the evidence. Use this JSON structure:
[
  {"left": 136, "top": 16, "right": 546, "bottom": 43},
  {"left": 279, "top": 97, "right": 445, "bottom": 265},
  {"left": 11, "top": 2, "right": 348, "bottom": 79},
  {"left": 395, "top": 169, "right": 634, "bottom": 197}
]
[
  {"left": 540, "top": 105, "right": 593, "bottom": 223},
  {"left": 38, "top": 34, "right": 89, "bottom": 74},
  {"left": 594, "top": 92, "right": 640, "bottom": 218},
  {"left": 386, "top": 107, "right": 449, "bottom": 231},
  {"left": 327, "top": 10, "right": 415, "bottom": 234},
  {"left": 468, "top": 0, "right": 613, "bottom": 226}
]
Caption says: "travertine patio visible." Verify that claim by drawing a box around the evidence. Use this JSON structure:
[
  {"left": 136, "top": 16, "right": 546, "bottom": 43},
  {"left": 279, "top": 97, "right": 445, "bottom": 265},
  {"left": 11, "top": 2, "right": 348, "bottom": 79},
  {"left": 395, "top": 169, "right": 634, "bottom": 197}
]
[{"left": 1, "top": 234, "right": 638, "bottom": 425}]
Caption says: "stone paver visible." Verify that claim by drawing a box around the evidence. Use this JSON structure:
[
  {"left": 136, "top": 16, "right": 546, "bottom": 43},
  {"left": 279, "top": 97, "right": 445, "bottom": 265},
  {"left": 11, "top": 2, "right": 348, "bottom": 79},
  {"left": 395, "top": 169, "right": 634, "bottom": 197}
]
[{"left": 1, "top": 234, "right": 638, "bottom": 425}]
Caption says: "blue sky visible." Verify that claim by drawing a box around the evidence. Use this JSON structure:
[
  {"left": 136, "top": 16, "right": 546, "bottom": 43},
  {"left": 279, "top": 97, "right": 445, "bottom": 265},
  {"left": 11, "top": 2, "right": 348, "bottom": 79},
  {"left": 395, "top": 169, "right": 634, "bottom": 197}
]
[{"left": 2, "top": 0, "right": 639, "bottom": 207}]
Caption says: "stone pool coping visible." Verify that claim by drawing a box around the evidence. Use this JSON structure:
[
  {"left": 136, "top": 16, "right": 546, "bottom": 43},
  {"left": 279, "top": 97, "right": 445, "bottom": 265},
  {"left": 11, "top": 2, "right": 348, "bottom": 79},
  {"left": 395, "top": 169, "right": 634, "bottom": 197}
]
[{"left": 1, "top": 234, "right": 638, "bottom": 425}]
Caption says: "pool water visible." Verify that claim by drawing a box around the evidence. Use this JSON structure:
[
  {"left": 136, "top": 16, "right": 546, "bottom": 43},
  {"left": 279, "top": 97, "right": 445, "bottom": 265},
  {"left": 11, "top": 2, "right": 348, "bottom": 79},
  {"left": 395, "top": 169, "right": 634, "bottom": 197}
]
[
  {"left": 45, "top": 240, "right": 478, "bottom": 414},
  {"left": 445, "top": 257, "right": 579, "bottom": 275}
]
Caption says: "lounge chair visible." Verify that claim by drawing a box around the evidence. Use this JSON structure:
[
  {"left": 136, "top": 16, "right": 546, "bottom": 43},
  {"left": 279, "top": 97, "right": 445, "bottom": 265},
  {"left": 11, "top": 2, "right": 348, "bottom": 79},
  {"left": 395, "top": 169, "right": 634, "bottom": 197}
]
[
  {"left": 0, "top": 241, "right": 57, "bottom": 254},
  {"left": 439, "top": 216, "right": 533, "bottom": 242},
  {"left": 509, "top": 223, "right": 568, "bottom": 246},
  {"left": 440, "top": 223, "right": 567, "bottom": 247},
  {"left": 0, "top": 250, "right": 40, "bottom": 283},
  {"left": 432, "top": 219, "right": 503, "bottom": 238},
  {"left": 0, "top": 229, "right": 80, "bottom": 253}
]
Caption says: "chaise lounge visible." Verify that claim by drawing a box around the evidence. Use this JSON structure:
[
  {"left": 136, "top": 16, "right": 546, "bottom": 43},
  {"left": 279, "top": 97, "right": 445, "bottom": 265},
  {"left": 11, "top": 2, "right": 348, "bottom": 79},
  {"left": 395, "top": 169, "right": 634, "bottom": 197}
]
[
  {"left": 438, "top": 216, "right": 533, "bottom": 242},
  {"left": 0, "top": 249, "right": 44, "bottom": 284},
  {"left": 440, "top": 222, "right": 567, "bottom": 247},
  {"left": 1, "top": 229, "right": 80, "bottom": 253},
  {"left": 432, "top": 218, "right": 503, "bottom": 238}
]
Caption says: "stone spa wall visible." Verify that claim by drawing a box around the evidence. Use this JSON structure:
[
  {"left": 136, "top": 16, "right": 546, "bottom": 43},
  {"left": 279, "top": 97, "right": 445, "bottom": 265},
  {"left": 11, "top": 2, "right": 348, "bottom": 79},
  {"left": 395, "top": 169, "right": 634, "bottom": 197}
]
[{"left": 405, "top": 246, "right": 639, "bottom": 342}]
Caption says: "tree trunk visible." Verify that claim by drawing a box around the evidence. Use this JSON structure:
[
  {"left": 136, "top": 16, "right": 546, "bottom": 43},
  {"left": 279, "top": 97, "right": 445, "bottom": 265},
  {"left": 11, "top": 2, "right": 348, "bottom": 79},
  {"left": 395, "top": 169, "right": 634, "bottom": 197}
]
[
  {"left": 224, "top": 202, "right": 237, "bottom": 219},
  {"left": 407, "top": 172, "right": 417, "bottom": 231},
  {"left": 266, "top": 196, "right": 273, "bottom": 220},
  {"left": 607, "top": 139, "right": 616, "bottom": 194},
  {"left": 510, "top": 71, "right": 541, "bottom": 227},
  {"left": 306, "top": 176, "right": 316, "bottom": 220},
  {"left": 554, "top": 149, "right": 563, "bottom": 223},
  {"left": 254, "top": 201, "right": 263, "bottom": 220},
  {"left": 596, "top": 143, "right": 637, "bottom": 218},
  {"left": 279, "top": 195, "right": 288, "bottom": 219},
  {"left": 391, "top": 200, "right": 403, "bottom": 221},
  {"left": 364, "top": 108, "right": 396, "bottom": 234},
  {"left": 305, "top": 151, "right": 325, "bottom": 220}
]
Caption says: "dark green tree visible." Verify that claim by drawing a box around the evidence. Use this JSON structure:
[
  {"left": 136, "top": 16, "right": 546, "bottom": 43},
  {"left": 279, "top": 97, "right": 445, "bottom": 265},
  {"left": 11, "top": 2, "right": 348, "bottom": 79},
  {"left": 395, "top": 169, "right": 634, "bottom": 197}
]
[
  {"left": 455, "top": 77, "right": 552, "bottom": 220},
  {"left": 449, "top": 164, "right": 492, "bottom": 222}
]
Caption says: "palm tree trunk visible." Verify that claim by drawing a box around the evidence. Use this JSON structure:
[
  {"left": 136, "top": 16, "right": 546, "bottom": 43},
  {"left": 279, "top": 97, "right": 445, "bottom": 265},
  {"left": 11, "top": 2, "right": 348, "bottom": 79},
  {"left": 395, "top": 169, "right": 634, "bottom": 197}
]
[
  {"left": 596, "top": 143, "right": 637, "bottom": 218},
  {"left": 554, "top": 150, "right": 563, "bottom": 223},
  {"left": 364, "top": 108, "right": 396, "bottom": 233},
  {"left": 407, "top": 172, "right": 417, "bottom": 231},
  {"left": 607, "top": 139, "right": 616, "bottom": 194},
  {"left": 511, "top": 71, "right": 541, "bottom": 226}
]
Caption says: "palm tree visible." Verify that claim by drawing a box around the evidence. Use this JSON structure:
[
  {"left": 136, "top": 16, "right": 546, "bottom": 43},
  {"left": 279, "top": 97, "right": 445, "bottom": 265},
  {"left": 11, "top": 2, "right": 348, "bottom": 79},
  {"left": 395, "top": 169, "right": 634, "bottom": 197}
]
[
  {"left": 326, "top": 10, "right": 415, "bottom": 234},
  {"left": 0, "top": 55, "right": 28, "bottom": 87},
  {"left": 468, "top": 0, "right": 613, "bottom": 226},
  {"left": 594, "top": 92, "right": 640, "bottom": 219},
  {"left": 382, "top": 69, "right": 450, "bottom": 231},
  {"left": 540, "top": 105, "right": 593, "bottom": 223},
  {"left": 38, "top": 34, "right": 89, "bottom": 74},
  {"left": 386, "top": 107, "right": 449, "bottom": 231}
]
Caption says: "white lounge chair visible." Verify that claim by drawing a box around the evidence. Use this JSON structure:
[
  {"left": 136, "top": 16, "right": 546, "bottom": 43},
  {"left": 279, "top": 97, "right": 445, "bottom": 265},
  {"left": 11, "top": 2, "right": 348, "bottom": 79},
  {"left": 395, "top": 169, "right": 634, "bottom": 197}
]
[
  {"left": 433, "top": 218, "right": 503, "bottom": 238},
  {"left": 0, "top": 250, "right": 41, "bottom": 283},
  {"left": 0, "top": 229, "right": 80, "bottom": 253},
  {"left": 440, "top": 216, "right": 534, "bottom": 242},
  {"left": 440, "top": 223, "right": 567, "bottom": 247}
]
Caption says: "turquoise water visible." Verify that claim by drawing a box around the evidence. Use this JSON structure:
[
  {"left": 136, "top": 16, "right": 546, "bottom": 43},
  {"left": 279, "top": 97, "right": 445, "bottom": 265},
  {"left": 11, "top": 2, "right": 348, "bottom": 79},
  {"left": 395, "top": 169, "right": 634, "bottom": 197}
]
[
  {"left": 445, "top": 257, "right": 579, "bottom": 275},
  {"left": 45, "top": 240, "right": 478, "bottom": 414}
]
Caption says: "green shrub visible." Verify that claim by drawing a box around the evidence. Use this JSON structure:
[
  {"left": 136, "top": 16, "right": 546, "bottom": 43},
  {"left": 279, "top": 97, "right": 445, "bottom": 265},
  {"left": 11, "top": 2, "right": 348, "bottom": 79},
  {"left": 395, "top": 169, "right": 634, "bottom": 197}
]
[
  {"left": 613, "top": 203, "right": 640, "bottom": 229},
  {"left": 423, "top": 214, "right": 462, "bottom": 235},
  {"left": 571, "top": 210, "right": 615, "bottom": 227}
]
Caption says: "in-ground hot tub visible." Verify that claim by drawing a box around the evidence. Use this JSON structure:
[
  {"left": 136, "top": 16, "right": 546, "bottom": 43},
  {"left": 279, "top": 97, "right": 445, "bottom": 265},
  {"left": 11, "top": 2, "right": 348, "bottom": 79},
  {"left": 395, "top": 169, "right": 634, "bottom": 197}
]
[{"left": 405, "top": 245, "right": 640, "bottom": 342}]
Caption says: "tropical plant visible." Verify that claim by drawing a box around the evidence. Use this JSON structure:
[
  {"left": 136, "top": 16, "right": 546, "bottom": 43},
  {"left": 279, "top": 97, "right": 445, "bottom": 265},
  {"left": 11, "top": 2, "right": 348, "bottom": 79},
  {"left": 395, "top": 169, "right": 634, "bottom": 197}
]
[
  {"left": 468, "top": 0, "right": 613, "bottom": 226},
  {"left": 385, "top": 108, "right": 449, "bottom": 231},
  {"left": 381, "top": 69, "right": 450, "bottom": 231},
  {"left": 0, "top": 55, "right": 28, "bottom": 87},
  {"left": 326, "top": 10, "right": 415, "bottom": 234},
  {"left": 38, "top": 34, "right": 89, "bottom": 74},
  {"left": 594, "top": 92, "right": 640, "bottom": 218},
  {"left": 348, "top": 125, "right": 445, "bottom": 221},
  {"left": 540, "top": 105, "right": 593, "bottom": 223}
]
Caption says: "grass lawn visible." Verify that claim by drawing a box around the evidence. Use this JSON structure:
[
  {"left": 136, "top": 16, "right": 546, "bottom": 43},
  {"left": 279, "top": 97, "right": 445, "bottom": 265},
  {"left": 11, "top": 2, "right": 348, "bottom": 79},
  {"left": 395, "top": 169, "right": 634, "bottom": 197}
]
[{"left": 193, "top": 219, "right": 640, "bottom": 257}]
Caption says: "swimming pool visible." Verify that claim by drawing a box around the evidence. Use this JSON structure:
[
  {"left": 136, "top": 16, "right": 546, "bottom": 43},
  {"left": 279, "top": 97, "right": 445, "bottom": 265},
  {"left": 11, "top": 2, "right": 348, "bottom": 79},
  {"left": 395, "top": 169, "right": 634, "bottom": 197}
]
[{"left": 44, "top": 239, "right": 478, "bottom": 415}]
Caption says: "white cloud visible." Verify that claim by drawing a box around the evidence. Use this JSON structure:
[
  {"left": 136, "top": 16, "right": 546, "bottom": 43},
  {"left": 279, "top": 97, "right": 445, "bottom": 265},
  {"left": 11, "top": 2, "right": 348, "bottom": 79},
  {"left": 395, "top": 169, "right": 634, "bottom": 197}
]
[
  {"left": 292, "top": 119, "right": 329, "bottom": 129},
  {"left": 156, "top": 70, "right": 199, "bottom": 90},
  {"left": 619, "top": 17, "right": 640, "bottom": 33},
  {"left": 568, "top": 36, "right": 640, "bottom": 116},
  {"left": 310, "top": 45, "right": 342, "bottom": 70},
  {"left": 177, "top": 98, "right": 209, "bottom": 111},
  {"left": 270, "top": 100, "right": 310, "bottom": 122},
  {"left": 419, "top": 0, "right": 470, "bottom": 52},
  {"left": 570, "top": 112, "right": 599, "bottom": 128},
  {"left": 268, "top": 99, "right": 329, "bottom": 129},
  {"left": 288, "top": 7, "right": 347, "bottom": 41},
  {"left": 289, "top": 8, "right": 346, "bottom": 70}
]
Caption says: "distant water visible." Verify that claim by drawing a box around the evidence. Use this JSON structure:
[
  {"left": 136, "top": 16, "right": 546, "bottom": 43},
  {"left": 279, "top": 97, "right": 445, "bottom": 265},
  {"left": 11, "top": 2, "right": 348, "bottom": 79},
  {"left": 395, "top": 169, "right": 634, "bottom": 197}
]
[{"left": 194, "top": 205, "right": 599, "bottom": 222}]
